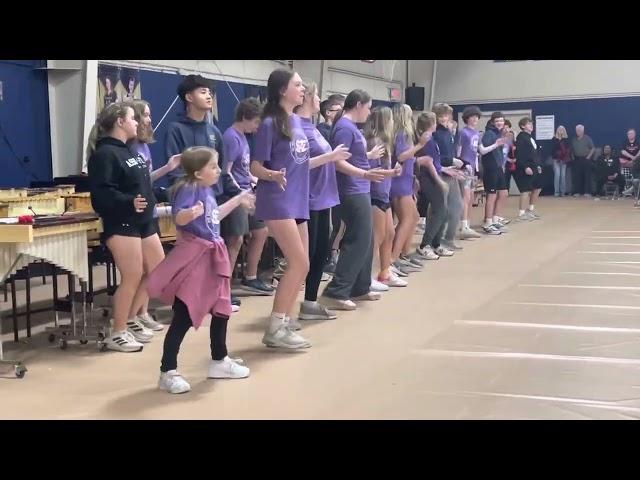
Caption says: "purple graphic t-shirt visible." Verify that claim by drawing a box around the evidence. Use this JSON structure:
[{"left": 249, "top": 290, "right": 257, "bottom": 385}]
[
  {"left": 300, "top": 117, "right": 339, "bottom": 211},
  {"left": 253, "top": 114, "right": 310, "bottom": 221},
  {"left": 223, "top": 126, "right": 252, "bottom": 191},
  {"left": 332, "top": 116, "right": 370, "bottom": 196},
  {"left": 390, "top": 132, "right": 415, "bottom": 199},
  {"left": 172, "top": 182, "right": 221, "bottom": 242},
  {"left": 458, "top": 126, "right": 480, "bottom": 174}
]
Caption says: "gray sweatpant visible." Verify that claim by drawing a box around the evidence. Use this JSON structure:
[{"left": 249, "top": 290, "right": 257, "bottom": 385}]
[{"left": 322, "top": 193, "right": 373, "bottom": 300}]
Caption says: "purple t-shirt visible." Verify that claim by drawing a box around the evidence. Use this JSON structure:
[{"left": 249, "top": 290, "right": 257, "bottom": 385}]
[
  {"left": 172, "top": 182, "right": 221, "bottom": 242},
  {"left": 368, "top": 137, "right": 392, "bottom": 203},
  {"left": 253, "top": 114, "right": 310, "bottom": 221},
  {"left": 300, "top": 117, "right": 339, "bottom": 211},
  {"left": 390, "top": 132, "right": 415, "bottom": 199},
  {"left": 130, "top": 140, "right": 153, "bottom": 175},
  {"left": 223, "top": 126, "right": 252, "bottom": 190},
  {"left": 417, "top": 139, "right": 442, "bottom": 176},
  {"left": 332, "top": 117, "right": 370, "bottom": 196},
  {"left": 459, "top": 127, "right": 480, "bottom": 174}
]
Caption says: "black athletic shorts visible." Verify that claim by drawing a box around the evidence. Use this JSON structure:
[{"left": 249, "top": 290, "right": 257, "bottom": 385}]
[
  {"left": 514, "top": 171, "right": 543, "bottom": 193},
  {"left": 482, "top": 166, "right": 507, "bottom": 194},
  {"left": 102, "top": 219, "right": 158, "bottom": 242},
  {"left": 371, "top": 198, "right": 391, "bottom": 211},
  {"left": 220, "top": 207, "right": 265, "bottom": 238}
]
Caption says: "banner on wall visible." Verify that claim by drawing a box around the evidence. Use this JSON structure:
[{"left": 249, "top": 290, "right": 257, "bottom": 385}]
[{"left": 96, "top": 64, "right": 142, "bottom": 115}]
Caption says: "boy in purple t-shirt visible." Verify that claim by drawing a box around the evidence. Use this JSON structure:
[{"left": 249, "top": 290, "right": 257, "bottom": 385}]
[
  {"left": 456, "top": 106, "right": 483, "bottom": 240},
  {"left": 222, "top": 98, "right": 274, "bottom": 296}
]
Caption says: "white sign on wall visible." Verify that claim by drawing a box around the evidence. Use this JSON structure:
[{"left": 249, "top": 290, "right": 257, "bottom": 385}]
[{"left": 535, "top": 115, "right": 555, "bottom": 140}]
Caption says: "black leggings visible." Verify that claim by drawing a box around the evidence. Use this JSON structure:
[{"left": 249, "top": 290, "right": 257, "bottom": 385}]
[
  {"left": 306, "top": 208, "right": 331, "bottom": 302},
  {"left": 160, "top": 297, "right": 229, "bottom": 373},
  {"left": 327, "top": 206, "right": 342, "bottom": 259}
]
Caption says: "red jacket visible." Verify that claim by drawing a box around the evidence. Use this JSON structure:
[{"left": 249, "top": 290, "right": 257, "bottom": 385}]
[{"left": 146, "top": 231, "right": 232, "bottom": 329}]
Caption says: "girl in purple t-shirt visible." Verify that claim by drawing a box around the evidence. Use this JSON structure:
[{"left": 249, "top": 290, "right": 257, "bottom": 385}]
[
  {"left": 152, "top": 146, "right": 254, "bottom": 394},
  {"left": 389, "top": 104, "right": 431, "bottom": 276},
  {"left": 126, "top": 100, "right": 183, "bottom": 335},
  {"left": 249, "top": 69, "right": 314, "bottom": 350},
  {"left": 318, "top": 89, "right": 387, "bottom": 311},
  {"left": 294, "top": 81, "right": 351, "bottom": 322},
  {"left": 363, "top": 107, "right": 404, "bottom": 288}
]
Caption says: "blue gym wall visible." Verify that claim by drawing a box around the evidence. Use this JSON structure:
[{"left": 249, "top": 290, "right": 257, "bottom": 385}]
[{"left": 0, "top": 60, "right": 52, "bottom": 187}]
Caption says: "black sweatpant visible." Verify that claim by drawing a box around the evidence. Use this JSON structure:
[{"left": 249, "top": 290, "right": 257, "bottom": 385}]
[
  {"left": 572, "top": 156, "right": 593, "bottom": 195},
  {"left": 160, "top": 297, "right": 229, "bottom": 373},
  {"left": 306, "top": 208, "right": 331, "bottom": 302}
]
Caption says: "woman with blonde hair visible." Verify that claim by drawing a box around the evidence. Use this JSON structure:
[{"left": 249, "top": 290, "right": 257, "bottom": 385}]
[{"left": 552, "top": 125, "right": 571, "bottom": 196}]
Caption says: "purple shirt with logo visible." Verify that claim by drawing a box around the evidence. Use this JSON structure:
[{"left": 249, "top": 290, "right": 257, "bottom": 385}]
[
  {"left": 172, "top": 182, "right": 221, "bottom": 242},
  {"left": 332, "top": 116, "right": 370, "bottom": 196},
  {"left": 390, "top": 132, "right": 415, "bottom": 199},
  {"left": 368, "top": 137, "right": 392, "bottom": 203},
  {"left": 459, "top": 127, "right": 480, "bottom": 174},
  {"left": 223, "top": 126, "right": 252, "bottom": 191},
  {"left": 417, "top": 139, "right": 442, "bottom": 176},
  {"left": 300, "top": 117, "right": 339, "bottom": 211},
  {"left": 130, "top": 140, "right": 153, "bottom": 175},
  {"left": 253, "top": 114, "right": 310, "bottom": 221}
]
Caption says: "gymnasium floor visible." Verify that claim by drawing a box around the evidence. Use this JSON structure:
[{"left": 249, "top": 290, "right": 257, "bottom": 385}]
[{"left": 2, "top": 195, "right": 640, "bottom": 420}]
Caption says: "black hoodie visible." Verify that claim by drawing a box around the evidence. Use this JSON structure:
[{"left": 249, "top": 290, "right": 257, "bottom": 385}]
[
  {"left": 515, "top": 131, "right": 538, "bottom": 173},
  {"left": 165, "top": 113, "right": 241, "bottom": 202},
  {"left": 88, "top": 136, "right": 156, "bottom": 226}
]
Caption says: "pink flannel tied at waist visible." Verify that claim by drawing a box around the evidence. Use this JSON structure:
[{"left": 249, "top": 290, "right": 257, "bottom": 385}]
[{"left": 146, "top": 231, "right": 232, "bottom": 329}]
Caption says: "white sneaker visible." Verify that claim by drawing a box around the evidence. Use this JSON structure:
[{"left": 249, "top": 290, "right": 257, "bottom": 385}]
[
  {"left": 435, "top": 246, "right": 454, "bottom": 257},
  {"left": 379, "top": 273, "right": 408, "bottom": 288},
  {"left": 460, "top": 226, "right": 482, "bottom": 239},
  {"left": 321, "top": 272, "right": 331, "bottom": 282},
  {"left": 492, "top": 222, "right": 509, "bottom": 233},
  {"left": 137, "top": 313, "right": 164, "bottom": 331},
  {"left": 299, "top": 302, "right": 338, "bottom": 321},
  {"left": 231, "top": 304, "right": 240, "bottom": 313},
  {"left": 416, "top": 246, "right": 440, "bottom": 260},
  {"left": 496, "top": 216, "right": 511, "bottom": 225},
  {"left": 370, "top": 278, "right": 390, "bottom": 292},
  {"left": 390, "top": 264, "right": 409, "bottom": 277},
  {"left": 126, "top": 318, "right": 154, "bottom": 343},
  {"left": 207, "top": 357, "right": 250, "bottom": 379},
  {"left": 158, "top": 370, "right": 191, "bottom": 394},
  {"left": 319, "top": 295, "right": 357, "bottom": 311},
  {"left": 262, "top": 324, "right": 311, "bottom": 349},
  {"left": 352, "top": 291, "right": 382, "bottom": 301},
  {"left": 287, "top": 316, "right": 302, "bottom": 331},
  {"left": 442, "top": 241, "right": 463, "bottom": 251},
  {"left": 482, "top": 224, "right": 502, "bottom": 235},
  {"left": 104, "top": 330, "right": 144, "bottom": 352}
]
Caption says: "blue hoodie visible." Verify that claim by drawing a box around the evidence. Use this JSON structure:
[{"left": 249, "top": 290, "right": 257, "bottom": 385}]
[{"left": 165, "top": 113, "right": 241, "bottom": 201}]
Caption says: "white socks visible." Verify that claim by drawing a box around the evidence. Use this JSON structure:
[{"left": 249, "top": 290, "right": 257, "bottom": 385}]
[
  {"left": 484, "top": 218, "right": 492, "bottom": 227},
  {"left": 461, "top": 220, "right": 469, "bottom": 229},
  {"left": 519, "top": 209, "right": 525, "bottom": 216},
  {"left": 528, "top": 205, "right": 535, "bottom": 211},
  {"left": 246, "top": 275, "right": 257, "bottom": 281},
  {"left": 268, "top": 312, "right": 286, "bottom": 333},
  {"left": 492, "top": 216, "right": 500, "bottom": 224}
]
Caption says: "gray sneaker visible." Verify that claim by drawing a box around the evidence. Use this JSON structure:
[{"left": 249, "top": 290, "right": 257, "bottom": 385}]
[
  {"left": 299, "top": 302, "right": 338, "bottom": 321},
  {"left": 287, "top": 316, "right": 302, "bottom": 331},
  {"left": 262, "top": 324, "right": 311, "bottom": 349},
  {"left": 442, "top": 241, "right": 463, "bottom": 251},
  {"left": 528, "top": 210, "right": 541, "bottom": 219}
]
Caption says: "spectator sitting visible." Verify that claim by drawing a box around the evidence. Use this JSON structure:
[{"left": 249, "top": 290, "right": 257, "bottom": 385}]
[{"left": 595, "top": 145, "right": 625, "bottom": 197}]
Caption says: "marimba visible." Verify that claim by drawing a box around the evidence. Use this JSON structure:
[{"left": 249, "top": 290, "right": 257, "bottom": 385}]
[{"left": 0, "top": 214, "right": 103, "bottom": 377}]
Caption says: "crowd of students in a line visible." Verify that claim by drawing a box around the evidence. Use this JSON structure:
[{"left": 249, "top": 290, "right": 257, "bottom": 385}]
[{"left": 86, "top": 69, "right": 550, "bottom": 394}]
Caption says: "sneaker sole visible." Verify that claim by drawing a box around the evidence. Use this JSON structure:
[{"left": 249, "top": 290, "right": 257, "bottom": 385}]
[
  {"left": 106, "top": 344, "right": 144, "bottom": 353},
  {"left": 239, "top": 285, "right": 275, "bottom": 296},
  {"left": 207, "top": 372, "right": 250, "bottom": 379},
  {"left": 159, "top": 384, "right": 191, "bottom": 394},
  {"left": 318, "top": 298, "right": 357, "bottom": 311},
  {"left": 140, "top": 322, "right": 164, "bottom": 332},
  {"left": 299, "top": 313, "right": 338, "bottom": 320},
  {"left": 262, "top": 340, "right": 311, "bottom": 349}
]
